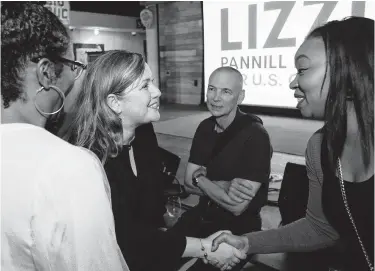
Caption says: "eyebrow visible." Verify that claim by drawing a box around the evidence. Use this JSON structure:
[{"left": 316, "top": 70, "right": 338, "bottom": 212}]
[
  {"left": 141, "top": 78, "right": 151, "bottom": 85},
  {"left": 208, "top": 85, "right": 233, "bottom": 92},
  {"left": 295, "top": 54, "right": 310, "bottom": 62},
  {"left": 295, "top": 54, "right": 311, "bottom": 66}
]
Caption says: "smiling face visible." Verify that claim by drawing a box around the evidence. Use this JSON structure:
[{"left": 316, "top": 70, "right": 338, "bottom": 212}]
[
  {"left": 119, "top": 63, "right": 161, "bottom": 127},
  {"left": 290, "top": 37, "right": 330, "bottom": 120},
  {"left": 206, "top": 69, "right": 244, "bottom": 121}
]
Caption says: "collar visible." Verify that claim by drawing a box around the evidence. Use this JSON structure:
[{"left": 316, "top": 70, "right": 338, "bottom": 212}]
[{"left": 214, "top": 107, "right": 244, "bottom": 133}]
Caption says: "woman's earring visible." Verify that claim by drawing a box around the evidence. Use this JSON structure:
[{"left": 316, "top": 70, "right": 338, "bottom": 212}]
[{"left": 34, "top": 85, "right": 66, "bottom": 116}]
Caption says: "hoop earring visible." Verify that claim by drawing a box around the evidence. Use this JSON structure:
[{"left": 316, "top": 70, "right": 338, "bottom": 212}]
[{"left": 34, "top": 86, "right": 66, "bottom": 116}]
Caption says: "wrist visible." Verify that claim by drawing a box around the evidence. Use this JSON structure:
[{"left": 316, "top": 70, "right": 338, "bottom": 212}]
[
  {"left": 192, "top": 174, "right": 204, "bottom": 187},
  {"left": 199, "top": 238, "right": 210, "bottom": 259},
  {"left": 240, "top": 235, "right": 250, "bottom": 254}
]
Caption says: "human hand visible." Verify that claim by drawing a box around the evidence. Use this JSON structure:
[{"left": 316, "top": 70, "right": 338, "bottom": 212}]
[
  {"left": 193, "top": 166, "right": 207, "bottom": 178},
  {"left": 202, "top": 231, "right": 247, "bottom": 270},
  {"left": 211, "top": 232, "right": 249, "bottom": 258},
  {"left": 228, "top": 178, "right": 256, "bottom": 202}
]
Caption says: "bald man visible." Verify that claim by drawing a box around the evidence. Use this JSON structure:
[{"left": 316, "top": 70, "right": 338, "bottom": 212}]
[{"left": 170, "top": 67, "right": 272, "bottom": 270}]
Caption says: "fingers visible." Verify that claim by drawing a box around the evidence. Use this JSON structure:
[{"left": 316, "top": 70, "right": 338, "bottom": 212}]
[
  {"left": 233, "top": 247, "right": 247, "bottom": 260},
  {"left": 233, "top": 178, "right": 253, "bottom": 189},
  {"left": 229, "top": 179, "right": 255, "bottom": 199},
  {"left": 211, "top": 232, "right": 229, "bottom": 252},
  {"left": 228, "top": 188, "right": 251, "bottom": 201},
  {"left": 228, "top": 191, "right": 245, "bottom": 203}
]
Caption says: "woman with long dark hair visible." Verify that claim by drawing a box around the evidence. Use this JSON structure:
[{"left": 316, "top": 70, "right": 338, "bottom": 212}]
[{"left": 211, "top": 16, "right": 374, "bottom": 271}]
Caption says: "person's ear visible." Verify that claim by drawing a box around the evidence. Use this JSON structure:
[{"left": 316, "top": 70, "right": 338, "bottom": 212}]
[
  {"left": 36, "top": 58, "right": 57, "bottom": 89},
  {"left": 107, "top": 94, "right": 122, "bottom": 114},
  {"left": 237, "top": 89, "right": 245, "bottom": 105}
]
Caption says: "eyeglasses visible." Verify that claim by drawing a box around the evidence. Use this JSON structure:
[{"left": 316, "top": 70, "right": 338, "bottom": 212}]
[
  {"left": 58, "top": 56, "right": 87, "bottom": 80},
  {"left": 31, "top": 56, "right": 87, "bottom": 80}
]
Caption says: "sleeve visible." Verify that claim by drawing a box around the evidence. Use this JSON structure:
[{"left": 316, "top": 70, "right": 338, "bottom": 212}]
[
  {"left": 116, "top": 218, "right": 187, "bottom": 271},
  {"left": 235, "top": 123, "right": 272, "bottom": 183},
  {"left": 54, "top": 150, "right": 129, "bottom": 271},
  {"left": 245, "top": 134, "right": 339, "bottom": 254},
  {"left": 111, "top": 176, "right": 187, "bottom": 271},
  {"left": 188, "top": 120, "right": 213, "bottom": 166}
]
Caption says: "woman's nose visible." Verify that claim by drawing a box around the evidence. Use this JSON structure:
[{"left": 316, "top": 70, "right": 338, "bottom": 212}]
[
  {"left": 151, "top": 84, "right": 161, "bottom": 98},
  {"left": 289, "top": 74, "right": 299, "bottom": 90}
]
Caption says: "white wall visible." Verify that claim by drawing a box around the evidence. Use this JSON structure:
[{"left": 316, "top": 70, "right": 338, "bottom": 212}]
[{"left": 71, "top": 29, "right": 146, "bottom": 56}]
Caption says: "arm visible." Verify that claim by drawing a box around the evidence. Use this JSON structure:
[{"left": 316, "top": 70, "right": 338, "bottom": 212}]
[
  {"left": 197, "top": 176, "right": 261, "bottom": 216},
  {"left": 184, "top": 161, "right": 253, "bottom": 215},
  {"left": 221, "top": 134, "right": 339, "bottom": 254},
  {"left": 184, "top": 232, "right": 247, "bottom": 269},
  {"left": 199, "top": 124, "right": 270, "bottom": 215},
  {"left": 184, "top": 162, "right": 206, "bottom": 195},
  {"left": 183, "top": 162, "right": 233, "bottom": 196}
]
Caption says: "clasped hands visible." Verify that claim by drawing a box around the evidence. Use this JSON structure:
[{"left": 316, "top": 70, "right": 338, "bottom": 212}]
[{"left": 200, "top": 231, "right": 247, "bottom": 271}]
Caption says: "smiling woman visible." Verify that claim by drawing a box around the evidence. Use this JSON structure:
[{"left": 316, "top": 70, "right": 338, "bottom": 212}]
[
  {"left": 61, "top": 50, "right": 245, "bottom": 271},
  {"left": 211, "top": 16, "right": 374, "bottom": 271}
]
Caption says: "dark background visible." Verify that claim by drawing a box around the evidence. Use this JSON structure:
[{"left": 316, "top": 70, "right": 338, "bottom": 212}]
[{"left": 69, "top": 1, "right": 143, "bottom": 17}]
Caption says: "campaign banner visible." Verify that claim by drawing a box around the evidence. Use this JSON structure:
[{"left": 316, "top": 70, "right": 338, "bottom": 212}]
[{"left": 203, "top": 1, "right": 375, "bottom": 108}]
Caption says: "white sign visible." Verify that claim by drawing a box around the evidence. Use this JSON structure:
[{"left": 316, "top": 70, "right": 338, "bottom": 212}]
[
  {"left": 45, "top": 1, "right": 70, "bottom": 25},
  {"left": 203, "top": 1, "right": 375, "bottom": 108}
]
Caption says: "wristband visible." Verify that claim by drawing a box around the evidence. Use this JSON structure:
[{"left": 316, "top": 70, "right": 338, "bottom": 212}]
[
  {"left": 199, "top": 238, "right": 208, "bottom": 260},
  {"left": 192, "top": 173, "right": 204, "bottom": 187}
]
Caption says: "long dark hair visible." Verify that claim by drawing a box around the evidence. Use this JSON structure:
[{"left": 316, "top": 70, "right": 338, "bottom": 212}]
[{"left": 308, "top": 16, "right": 374, "bottom": 170}]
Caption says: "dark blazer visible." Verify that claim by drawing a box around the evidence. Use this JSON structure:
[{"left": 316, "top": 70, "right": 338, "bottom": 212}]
[{"left": 104, "top": 123, "right": 186, "bottom": 271}]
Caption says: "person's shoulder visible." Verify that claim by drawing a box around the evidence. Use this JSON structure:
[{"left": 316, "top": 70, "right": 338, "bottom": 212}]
[
  {"left": 241, "top": 113, "right": 269, "bottom": 138},
  {"left": 196, "top": 115, "right": 215, "bottom": 131},
  {"left": 305, "top": 128, "right": 324, "bottom": 167},
  {"left": 48, "top": 133, "right": 101, "bottom": 169},
  {"left": 307, "top": 128, "right": 324, "bottom": 151},
  {"left": 242, "top": 112, "right": 264, "bottom": 125}
]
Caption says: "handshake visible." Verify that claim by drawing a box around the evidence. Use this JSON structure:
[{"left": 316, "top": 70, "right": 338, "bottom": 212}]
[{"left": 199, "top": 231, "right": 249, "bottom": 271}]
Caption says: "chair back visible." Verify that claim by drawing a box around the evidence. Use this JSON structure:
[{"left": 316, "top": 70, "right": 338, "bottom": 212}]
[
  {"left": 278, "top": 162, "right": 309, "bottom": 225},
  {"left": 159, "top": 147, "right": 181, "bottom": 186}
]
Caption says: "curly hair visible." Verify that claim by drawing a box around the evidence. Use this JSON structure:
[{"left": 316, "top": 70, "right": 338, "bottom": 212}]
[
  {"left": 1, "top": 1, "right": 70, "bottom": 108},
  {"left": 307, "top": 17, "right": 374, "bottom": 169},
  {"left": 65, "top": 50, "right": 146, "bottom": 164}
]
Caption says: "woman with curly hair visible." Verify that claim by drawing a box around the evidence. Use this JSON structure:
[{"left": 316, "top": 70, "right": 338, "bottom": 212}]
[{"left": 1, "top": 2, "right": 128, "bottom": 270}]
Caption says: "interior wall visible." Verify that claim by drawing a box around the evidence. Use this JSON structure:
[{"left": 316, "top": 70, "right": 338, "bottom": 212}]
[
  {"left": 158, "top": 2, "right": 203, "bottom": 105},
  {"left": 71, "top": 29, "right": 146, "bottom": 56}
]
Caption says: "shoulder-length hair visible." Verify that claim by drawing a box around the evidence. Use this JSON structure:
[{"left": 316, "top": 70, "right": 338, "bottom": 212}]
[
  {"left": 66, "top": 50, "right": 145, "bottom": 163},
  {"left": 307, "top": 17, "right": 374, "bottom": 170}
]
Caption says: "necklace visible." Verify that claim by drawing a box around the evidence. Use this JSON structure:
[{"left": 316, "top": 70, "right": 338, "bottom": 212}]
[{"left": 337, "top": 158, "right": 373, "bottom": 271}]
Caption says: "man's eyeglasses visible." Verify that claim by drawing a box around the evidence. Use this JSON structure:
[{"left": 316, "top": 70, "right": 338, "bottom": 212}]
[{"left": 31, "top": 56, "right": 87, "bottom": 80}]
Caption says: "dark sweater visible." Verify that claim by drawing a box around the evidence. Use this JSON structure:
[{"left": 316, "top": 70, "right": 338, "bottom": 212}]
[{"left": 104, "top": 123, "right": 186, "bottom": 271}]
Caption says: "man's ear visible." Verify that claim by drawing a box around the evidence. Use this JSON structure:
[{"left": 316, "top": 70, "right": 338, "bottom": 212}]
[
  {"left": 36, "top": 58, "right": 56, "bottom": 89},
  {"left": 237, "top": 89, "right": 245, "bottom": 105},
  {"left": 106, "top": 94, "right": 122, "bottom": 114}
]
